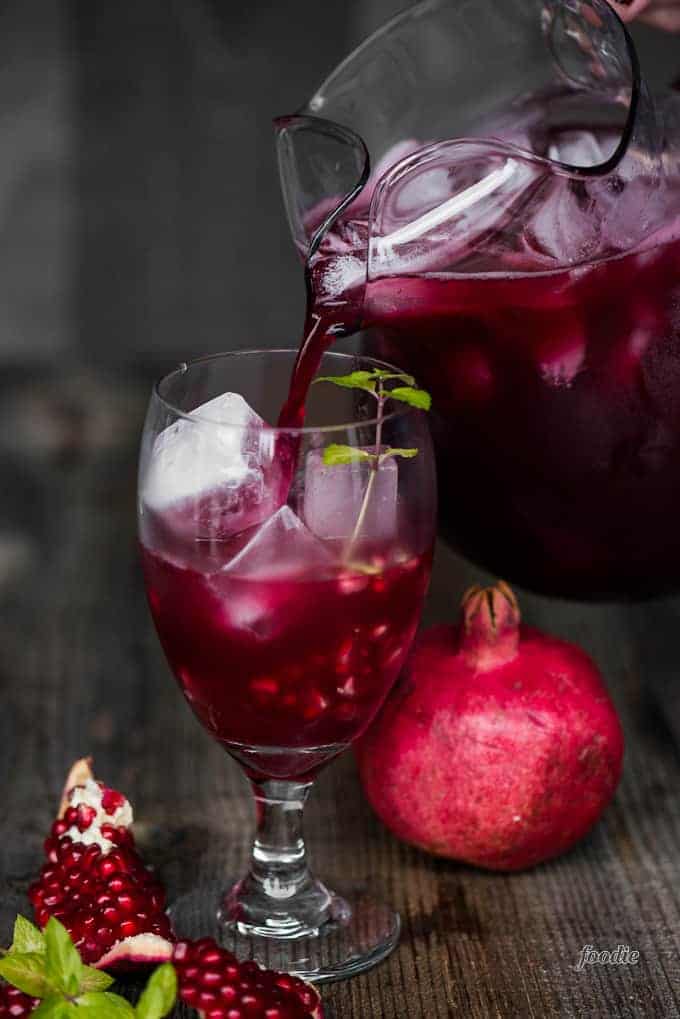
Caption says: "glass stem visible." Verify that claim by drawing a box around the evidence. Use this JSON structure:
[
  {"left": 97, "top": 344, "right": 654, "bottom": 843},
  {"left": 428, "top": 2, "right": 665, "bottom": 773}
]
[
  {"left": 249, "top": 779, "right": 313, "bottom": 902},
  {"left": 223, "top": 778, "right": 334, "bottom": 937}
]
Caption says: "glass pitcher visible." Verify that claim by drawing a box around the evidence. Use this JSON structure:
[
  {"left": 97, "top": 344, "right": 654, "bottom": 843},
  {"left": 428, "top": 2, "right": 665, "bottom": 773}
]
[{"left": 276, "top": 0, "right": 680, "bottom": 599}]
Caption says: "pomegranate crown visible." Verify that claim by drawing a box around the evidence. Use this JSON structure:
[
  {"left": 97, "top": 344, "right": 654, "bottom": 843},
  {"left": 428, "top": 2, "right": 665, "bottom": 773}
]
[{"left": 461, "top": 580, "right": 520, "bottom": 671}]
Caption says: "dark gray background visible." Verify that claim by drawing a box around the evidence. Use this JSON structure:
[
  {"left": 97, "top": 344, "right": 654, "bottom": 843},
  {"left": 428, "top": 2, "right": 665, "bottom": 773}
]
[{"left": 0, "top": 0, "right": 676, "bottom": 366}]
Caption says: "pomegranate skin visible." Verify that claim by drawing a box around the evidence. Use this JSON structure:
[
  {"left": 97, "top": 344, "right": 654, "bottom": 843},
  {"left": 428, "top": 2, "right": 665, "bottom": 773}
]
[{"left": 356, "top": 587, "right": 624, "bottom": 871}]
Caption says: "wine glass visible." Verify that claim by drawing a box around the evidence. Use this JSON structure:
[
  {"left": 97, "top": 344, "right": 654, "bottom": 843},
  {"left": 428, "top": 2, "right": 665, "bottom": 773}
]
[{"left": 138, "top": 349, "right": 436, "bottom": 981}]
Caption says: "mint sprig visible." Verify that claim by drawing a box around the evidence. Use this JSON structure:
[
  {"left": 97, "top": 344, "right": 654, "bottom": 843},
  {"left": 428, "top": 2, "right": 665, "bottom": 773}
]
[
  {"left": 0, "top": 953, "right": 56, "bottom": 999},
  {"left": 314, "top": 368, "right": 430, "bottom": 410},
  {"left": 0, "top": 917, "right": 175, "bottom": 1018},
  {"left": 322, "top": 443, "right": 419, "bottom": 468},
  {"left": 313, "top": 368, "right": 431, "bottom": 556}
]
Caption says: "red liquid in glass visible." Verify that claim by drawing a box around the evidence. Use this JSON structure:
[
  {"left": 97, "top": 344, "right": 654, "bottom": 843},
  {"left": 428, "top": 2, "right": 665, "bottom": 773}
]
[
  {"left": 142, "top": 523, "right": 430, "bottom": 778},
  {"left": 142, "top": 294, "right": 431, "bottom": 777}
]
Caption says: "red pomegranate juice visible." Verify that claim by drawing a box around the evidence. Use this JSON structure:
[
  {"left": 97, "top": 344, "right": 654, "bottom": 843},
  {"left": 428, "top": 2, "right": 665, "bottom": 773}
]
[
  {"left": 368, "top": 235, "right": 680, "bottom": 597},
  {"left": 142, "top": 520, "right": 430, "bottom": 777},
  {"left": 281, "top": 201, "right": 680, "bottom": 598}
]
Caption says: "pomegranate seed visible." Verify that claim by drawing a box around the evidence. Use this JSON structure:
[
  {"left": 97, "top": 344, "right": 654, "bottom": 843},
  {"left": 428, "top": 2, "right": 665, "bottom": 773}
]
[
  {"left": 117, "top": 827, "right": 134, "bottom": 848},
  {"left": 251, "top": 676, "right": 279, "bottom": 697},
  {"left": 101, "top": 788, "right": 126, "bottom": 814},
  {"left": 116, "top": 892, "right": 135, "bottom": 913},
  {"left": 76, "top": 805, "right": 97, "bottom": 832},
  {"left": 193, "top": 937, "right": 217, "bottom": 954},
  {"left": 200, "top": 970, "right": 223, "bottom": 987},
  {"left": 181, "top": 984, "right": 199, "bottom": 1005},
  {"left": 173, "top": 940, "right": 191, "bottom": 962},
  {"left": 337, "top": 675, "right": 357, "bottom": 697},
  {"left": 95, "top": 926, "right": 116, "bottom": 949},
  {"left": 0, "top": 983, "right": 39, "bottom": 1018},
  {"left": 82, "top": 940, "right": 100, "bottom": 963},
  {"left": 301, "top": 691, "right": 329, "bottom": 720},
  {"left": 335, "top": 638, "right": 354, "bottom": 675},
  {"left": 83, "top": 844, "right": 101, "bottom": 865},
  {"left": 107, "top": 850, "right": 127, "bottom": 871},
  {"left": 98, "top": 857, "right": 117, "bottom": 878},
  {"left": 197, "top": 991, "right": 218, "bottom": 1009}
]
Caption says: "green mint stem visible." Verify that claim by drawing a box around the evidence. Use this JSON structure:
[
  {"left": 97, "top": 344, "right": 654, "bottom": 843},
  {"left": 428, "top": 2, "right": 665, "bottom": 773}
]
[{"left": 343, "top": 382, "right": 385, "bottom": 560}]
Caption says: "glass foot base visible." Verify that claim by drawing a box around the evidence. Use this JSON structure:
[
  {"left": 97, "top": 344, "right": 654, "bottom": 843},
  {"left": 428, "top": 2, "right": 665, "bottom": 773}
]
[{"left": 170, "top": 882, "right": 400, "bottom": 983}]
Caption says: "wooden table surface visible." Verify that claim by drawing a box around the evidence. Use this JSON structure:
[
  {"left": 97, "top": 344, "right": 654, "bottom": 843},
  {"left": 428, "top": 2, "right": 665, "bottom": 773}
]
[{"left": 2, "top": 361, "right": 680, "bottom": 1019}]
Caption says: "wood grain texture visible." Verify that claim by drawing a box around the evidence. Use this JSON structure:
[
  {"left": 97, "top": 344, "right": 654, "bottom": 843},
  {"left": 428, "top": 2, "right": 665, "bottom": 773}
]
[{"left": 2, "top": 360, "right": 680, "bottom": 1019}]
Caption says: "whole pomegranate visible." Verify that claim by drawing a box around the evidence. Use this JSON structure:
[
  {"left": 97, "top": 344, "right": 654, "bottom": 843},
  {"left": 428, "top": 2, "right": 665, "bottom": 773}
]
[{"left": 356, "top": 581, "right": 624, "bottom": 870}]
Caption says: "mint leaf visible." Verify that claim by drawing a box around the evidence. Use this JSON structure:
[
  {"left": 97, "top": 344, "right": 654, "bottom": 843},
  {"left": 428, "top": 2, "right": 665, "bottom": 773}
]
[
  {"left": 314, "top": 371, "right": 376, "bottom": 393},
  {"left": 78, "top": 967, "right": 115, "bottom": 993},
  {"left": 387, "top": 387, "right": 432, "bottom": 411},
  {"left": 135, "top": 963, "right": 177, "bottom": 1019},
  {"left": 322, "top": 444, "right": 374, "bottom": 467},
  {"left": 0, "top": 953, "right": 55, "bottom": 998},
  {"left": 31, "top": 999, "right": 76, "bottom": 1018},
  {"left": 10, "top": 916, "right": 46, "bottom": 955},
  {"left": 368, "top": 370, "right": 416, "bottom": 385},
  {"left": 44, "top": 918, "right": 83, "bottom": 997},
  {"left": 74, "top": 992, "right": 136, "bottom": 1018},
  {"left": 380, "top": 447, "right": 419, "bottom": 461}
]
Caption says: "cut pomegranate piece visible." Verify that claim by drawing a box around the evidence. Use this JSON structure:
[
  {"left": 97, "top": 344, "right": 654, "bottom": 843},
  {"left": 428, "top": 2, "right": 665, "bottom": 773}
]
[
  {"left": 28, "top": 758, "right": 174, "bottom": 970},
  {"left": 0, "top": 984, "right": 38, "bottom": 1017},
  {"left": 173, "top": 939, "right": 324, "bottom": 1019},
  {"left": 23, "top": 760, "right": 324, "bottom": 1016}
]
